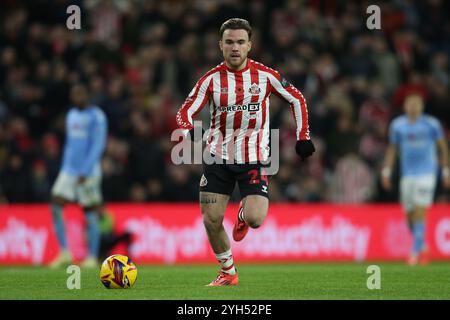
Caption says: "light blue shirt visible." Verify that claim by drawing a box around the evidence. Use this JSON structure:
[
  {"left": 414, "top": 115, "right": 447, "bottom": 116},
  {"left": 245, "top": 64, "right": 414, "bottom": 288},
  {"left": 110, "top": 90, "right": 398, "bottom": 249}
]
[
  {"left": 389, "top": 114, "right": 443, "bottom": 177},
  {"left": 61, "top": 106, "right": 107, "bottom": 177}
]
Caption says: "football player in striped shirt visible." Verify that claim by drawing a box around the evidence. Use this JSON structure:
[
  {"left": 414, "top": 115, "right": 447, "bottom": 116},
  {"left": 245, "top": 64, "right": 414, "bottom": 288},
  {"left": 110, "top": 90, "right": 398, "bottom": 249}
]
[{"left": 176, "top": 18, "right": 315, "bottom": 286}]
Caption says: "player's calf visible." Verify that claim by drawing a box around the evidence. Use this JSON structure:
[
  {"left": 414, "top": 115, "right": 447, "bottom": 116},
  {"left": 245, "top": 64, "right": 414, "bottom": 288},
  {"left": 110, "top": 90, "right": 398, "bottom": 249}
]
[
  {"left": 50, "top": 196, "right": 70, "bottom": 256},
  {"left": 82, "top": 205, "right": 102, "bottom": 263}
]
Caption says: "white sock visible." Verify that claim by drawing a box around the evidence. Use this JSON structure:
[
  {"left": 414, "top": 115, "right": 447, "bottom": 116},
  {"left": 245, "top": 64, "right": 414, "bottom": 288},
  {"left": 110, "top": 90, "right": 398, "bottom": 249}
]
[{"left": 215, "top": 249, "right": 236, "bottom": 275}]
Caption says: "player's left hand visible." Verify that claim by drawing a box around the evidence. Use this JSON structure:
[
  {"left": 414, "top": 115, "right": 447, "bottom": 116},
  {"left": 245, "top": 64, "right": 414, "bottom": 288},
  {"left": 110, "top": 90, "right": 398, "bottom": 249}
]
[
  {"left": 295, "top": 139, "right": 315, "bottom": 160},
  {"left": 77, "top": 176, "right": 87, "bottom": 184}
]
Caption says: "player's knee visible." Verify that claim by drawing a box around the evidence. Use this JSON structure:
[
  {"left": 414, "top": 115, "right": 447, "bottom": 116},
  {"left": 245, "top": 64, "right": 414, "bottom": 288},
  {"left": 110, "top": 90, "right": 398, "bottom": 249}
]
[
  {"left": 244, "top": 210, "right": 265, "bottom": 229},
  {"left": 247, "top": 218, "right": 264, "bottom": 229}
]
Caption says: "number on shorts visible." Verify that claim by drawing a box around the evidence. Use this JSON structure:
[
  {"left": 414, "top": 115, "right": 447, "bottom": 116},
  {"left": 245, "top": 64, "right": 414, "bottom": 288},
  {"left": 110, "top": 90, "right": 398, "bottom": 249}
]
[{"left": 248, "top": 169, "right": 268, "bottom": 185}]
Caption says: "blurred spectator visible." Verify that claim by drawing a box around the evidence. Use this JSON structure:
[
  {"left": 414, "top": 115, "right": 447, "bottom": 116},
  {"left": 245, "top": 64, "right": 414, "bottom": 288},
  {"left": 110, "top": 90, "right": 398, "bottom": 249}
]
[
  {"left": 129, "top": 183, "right": 147, "bottom": 202},
  {"left": 328, "top": 151, "right": 376, "bottom": 203},
  {"left": 163, "top": 164, "right": 199, "bottom": 202},
  {"left": 371, "top": 36, "right": 401, "bottom": 94},
  {"left": 128, "top": 110, "right": 165, "bottom": 184},
  {"left": 0, "top": 154, "right": 32, "bottom": 202},
  {"left": 325, "top": 113, "right": 360, "bottom": 167},
  {"left": 30, "top": 159, "right": 50, "bottom": 202},
  {"left": 146, "top": 178, "right": 164, "bottom": 202}
]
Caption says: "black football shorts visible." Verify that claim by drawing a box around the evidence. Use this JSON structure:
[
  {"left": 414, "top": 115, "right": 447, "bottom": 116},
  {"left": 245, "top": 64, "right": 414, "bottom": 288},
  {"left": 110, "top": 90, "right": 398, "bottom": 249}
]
[{"left": 199, "top": 158, "right": 269, "bottom": 199}]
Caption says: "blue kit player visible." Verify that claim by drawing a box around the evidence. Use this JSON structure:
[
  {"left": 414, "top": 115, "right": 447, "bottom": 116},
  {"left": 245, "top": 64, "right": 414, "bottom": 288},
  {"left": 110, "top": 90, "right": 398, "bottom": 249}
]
[
  {"left": 49, "top": 84, "right": 108, "bottom": 268},
  {"left": 382, "top": 93, "right": 450, "bottom": 266}
]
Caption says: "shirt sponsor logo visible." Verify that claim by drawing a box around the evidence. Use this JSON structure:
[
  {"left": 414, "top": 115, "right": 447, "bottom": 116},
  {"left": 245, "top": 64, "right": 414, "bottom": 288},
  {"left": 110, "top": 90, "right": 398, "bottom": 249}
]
[{"left": 218, "top": 103, "right": 260, "bottom": 112}]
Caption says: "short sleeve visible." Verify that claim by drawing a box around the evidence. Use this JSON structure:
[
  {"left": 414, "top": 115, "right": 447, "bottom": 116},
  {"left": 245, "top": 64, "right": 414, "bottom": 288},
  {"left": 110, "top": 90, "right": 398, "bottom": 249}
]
[{"left": 389, "top": 121, "right": 400, "bottom": 145}]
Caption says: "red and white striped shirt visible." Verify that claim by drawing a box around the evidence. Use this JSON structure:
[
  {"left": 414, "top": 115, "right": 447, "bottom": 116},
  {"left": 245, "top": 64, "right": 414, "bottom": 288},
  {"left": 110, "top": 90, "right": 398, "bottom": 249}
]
[{"left": 176, "top": 59, "right": 310, "bottom": 163}]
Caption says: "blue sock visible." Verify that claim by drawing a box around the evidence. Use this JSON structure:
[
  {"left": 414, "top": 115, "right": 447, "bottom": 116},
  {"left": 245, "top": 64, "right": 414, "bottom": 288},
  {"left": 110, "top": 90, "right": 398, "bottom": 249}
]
[
  {"left": 85, "top": 211, "right": 100, "bottom": 258},
  {"left": 51, "top": 204, "right": 67, "bottom": 249},
  {"left": 412, "top": 221, "right": 425, "bottom": 255}
]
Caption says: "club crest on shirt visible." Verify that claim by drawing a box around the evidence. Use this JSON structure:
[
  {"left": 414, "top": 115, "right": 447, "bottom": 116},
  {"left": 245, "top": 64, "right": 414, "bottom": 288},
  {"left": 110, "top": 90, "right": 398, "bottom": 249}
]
[
  {"left": 249, "top": 83, "right": 261, "bottom": 95},
  {"left": 200, "top": 174, "right": 208, "bottom": 187},
  {"left": 221, "top": 87, "right": 228, "bottom": 94}
]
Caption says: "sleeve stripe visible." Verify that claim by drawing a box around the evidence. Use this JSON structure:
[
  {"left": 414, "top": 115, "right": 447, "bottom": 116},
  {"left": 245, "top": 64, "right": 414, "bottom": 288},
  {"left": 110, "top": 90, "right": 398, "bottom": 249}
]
[
  {"left": 186, "top": 75, "right": 213, "bottom": 122},
  {"left": 286, "top": 86, "right": 310, "bottom": 140},
  {"left": 176, "top": 72, "right": 215, "bottom": 129}
]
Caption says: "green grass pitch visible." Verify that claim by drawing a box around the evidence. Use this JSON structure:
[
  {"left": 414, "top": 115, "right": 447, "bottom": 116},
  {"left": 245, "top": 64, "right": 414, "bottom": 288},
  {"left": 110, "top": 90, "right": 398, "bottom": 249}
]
[{"left": 1, "top": 263, "right": 450, "bottom": 300}]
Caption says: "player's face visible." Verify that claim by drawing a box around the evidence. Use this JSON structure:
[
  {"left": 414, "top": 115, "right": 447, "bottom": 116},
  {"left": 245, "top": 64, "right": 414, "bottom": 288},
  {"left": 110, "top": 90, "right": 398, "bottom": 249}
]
[
  {"left": 404, "top": 95, "right": 424, "bottom": 118},
  {"left": 70, "top": 85, "right": 89, "bottom": 108},
  {"left": 220, "top": 29, "right": 251, "bottom": 70}
]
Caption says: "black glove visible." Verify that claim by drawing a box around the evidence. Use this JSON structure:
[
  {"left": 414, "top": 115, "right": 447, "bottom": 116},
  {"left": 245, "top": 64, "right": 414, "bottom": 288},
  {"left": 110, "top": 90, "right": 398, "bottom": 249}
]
[
  {"left": 188, "top": 127, "right": 205, "bottom": 142},
  {"left": 295, "top": 139, "right": 315, "bottom": 160}
]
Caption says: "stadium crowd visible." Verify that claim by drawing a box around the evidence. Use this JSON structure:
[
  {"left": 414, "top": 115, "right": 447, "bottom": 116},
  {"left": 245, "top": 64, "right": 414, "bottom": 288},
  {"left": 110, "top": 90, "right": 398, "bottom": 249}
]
[{"left": 0, "top": 0, "right": 449, "bottom": 203}]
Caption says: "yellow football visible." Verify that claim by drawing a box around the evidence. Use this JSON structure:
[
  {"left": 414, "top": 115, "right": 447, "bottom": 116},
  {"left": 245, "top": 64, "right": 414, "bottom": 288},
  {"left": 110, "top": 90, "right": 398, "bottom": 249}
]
[{"left": 99, "top": 254, "right": 138, "bottom": 289}]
